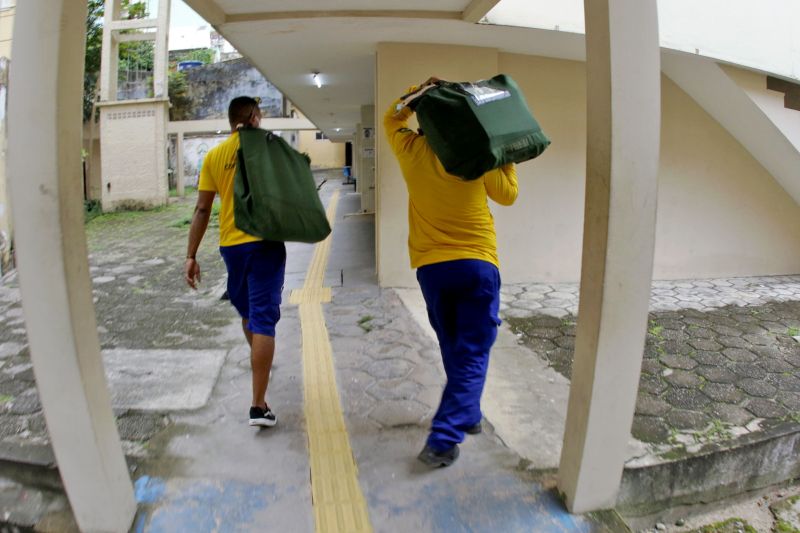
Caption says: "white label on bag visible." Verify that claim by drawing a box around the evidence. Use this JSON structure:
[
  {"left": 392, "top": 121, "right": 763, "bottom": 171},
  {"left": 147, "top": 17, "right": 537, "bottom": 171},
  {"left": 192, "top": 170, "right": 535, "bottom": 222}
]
[{"left": 460, "top": 83, "right": 511, "bottom": 105}]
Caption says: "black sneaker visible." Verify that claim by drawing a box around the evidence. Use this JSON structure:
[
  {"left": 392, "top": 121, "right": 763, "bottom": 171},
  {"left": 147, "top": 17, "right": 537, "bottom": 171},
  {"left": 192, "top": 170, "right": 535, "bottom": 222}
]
[
  {"left": 417, "top": 443, "right": 459, "bottom": 467},
  {"left": 465, "top": 421, "right": 482, "bottom": 435},
  {"left": 249, "top": 406, "right": 277, "bottom": 427}
]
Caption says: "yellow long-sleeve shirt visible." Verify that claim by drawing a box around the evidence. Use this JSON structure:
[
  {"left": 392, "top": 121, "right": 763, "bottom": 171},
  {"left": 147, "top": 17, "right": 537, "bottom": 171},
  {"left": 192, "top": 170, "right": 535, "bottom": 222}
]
[{"left": 383, "top": 90, "right": 519, "bottom": 269}]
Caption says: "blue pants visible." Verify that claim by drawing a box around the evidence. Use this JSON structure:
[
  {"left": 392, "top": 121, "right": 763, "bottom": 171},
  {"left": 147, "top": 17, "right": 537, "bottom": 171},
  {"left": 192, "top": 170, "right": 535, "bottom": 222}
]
[{"left": 416, "top": 259, "right": 501, "bottom": 451}]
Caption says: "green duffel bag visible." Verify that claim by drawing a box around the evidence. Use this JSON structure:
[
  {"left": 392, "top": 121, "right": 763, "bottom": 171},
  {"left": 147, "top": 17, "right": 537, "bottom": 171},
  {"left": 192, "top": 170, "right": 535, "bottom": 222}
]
[
  {"left": 411, "top": 74, "right": 550, "bottom": 181},
  {"left": 234, "top": 128, "right": 331, "bottom": 243}
]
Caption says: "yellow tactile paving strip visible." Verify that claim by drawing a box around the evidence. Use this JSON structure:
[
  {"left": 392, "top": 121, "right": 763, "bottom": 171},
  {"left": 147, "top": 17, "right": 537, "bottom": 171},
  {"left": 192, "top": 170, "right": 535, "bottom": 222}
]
[{"left": 290, "top": 189, "right": 373, "bottom": 533}]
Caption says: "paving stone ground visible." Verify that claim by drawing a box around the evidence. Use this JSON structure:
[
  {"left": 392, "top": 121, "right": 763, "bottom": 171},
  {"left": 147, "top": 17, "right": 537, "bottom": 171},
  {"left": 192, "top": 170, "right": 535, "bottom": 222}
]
[
  {"left": 502, "top": 276, "right": 800, "bottom": 457},
  {"left": 2, "top": 181, "right": 800, "bottom": 531},
  {"left": 0, "top": 197, "right": 237, "bottom": 456}
]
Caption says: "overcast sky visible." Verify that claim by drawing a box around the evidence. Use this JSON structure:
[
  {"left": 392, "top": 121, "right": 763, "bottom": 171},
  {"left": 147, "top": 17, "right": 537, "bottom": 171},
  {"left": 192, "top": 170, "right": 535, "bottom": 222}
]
[{"left": 170, "top": 0, "right": 205, "bottom": 28}]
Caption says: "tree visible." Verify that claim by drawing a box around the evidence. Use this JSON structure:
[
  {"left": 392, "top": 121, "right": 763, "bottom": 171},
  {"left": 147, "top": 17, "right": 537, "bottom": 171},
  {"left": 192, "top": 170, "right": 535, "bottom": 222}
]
[
  {"left": 83, "top": 0, "right": 104, "bottom": 121},
  {"left": 168, "top": 71, "right": 192, "bottom": 121}
]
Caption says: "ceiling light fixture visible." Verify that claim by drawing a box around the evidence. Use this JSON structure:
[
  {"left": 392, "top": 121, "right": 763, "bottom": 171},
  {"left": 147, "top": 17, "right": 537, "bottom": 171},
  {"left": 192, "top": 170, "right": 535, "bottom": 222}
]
[{"left": 312, "top": 71, "right": 322, "bottom": 88}]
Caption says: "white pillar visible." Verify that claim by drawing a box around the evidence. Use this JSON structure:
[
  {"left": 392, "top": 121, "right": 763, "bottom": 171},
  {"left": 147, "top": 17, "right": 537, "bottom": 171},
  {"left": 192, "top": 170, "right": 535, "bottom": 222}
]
[
  {"left": 557, "top": 0, "right": 660, "bottom": 513},
  {"left": 99, "top": 0, "right": 120, "bottom": 101},
  {"left": 359, "top": 105, "right": 375, "bottom": 213},
  {"left": 176, "top": 131, "right": 185, "bottom": 196},
  {"left": 352, "top": 122, "right": 361, "bottom": 190},
  {"left": 7, "top": 1, "right": 137, "bottom": 531},
  {"left": 152, "top": 0, "right": 171, "bottom": 98}
]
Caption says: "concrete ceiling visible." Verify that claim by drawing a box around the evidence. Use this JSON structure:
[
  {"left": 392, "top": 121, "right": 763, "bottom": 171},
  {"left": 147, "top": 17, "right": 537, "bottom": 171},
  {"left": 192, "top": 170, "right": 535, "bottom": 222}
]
[{"left": 182, "top": 0, "right": 584, "bottom": 141}]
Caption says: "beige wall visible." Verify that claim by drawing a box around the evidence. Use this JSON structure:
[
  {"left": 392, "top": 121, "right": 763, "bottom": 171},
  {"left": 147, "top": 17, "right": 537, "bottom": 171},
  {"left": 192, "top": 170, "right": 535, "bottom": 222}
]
[
  {"left": 0, "top": 4, "right": 13, "bottom": 58},
  {"left": 298, "top": 130, "right": 346, "bottom": 169},
  {"left": 654, "top": 74, "right": 800, "bottom": 279},
  {"left": 98, "top": 100, "right": 169, "bottom": 211},
  {"left": 376, "top": 42, "right": 499, "bottom": 286},
  {"left": 376, "top": 43, "right": 800, "bottom": 287}
]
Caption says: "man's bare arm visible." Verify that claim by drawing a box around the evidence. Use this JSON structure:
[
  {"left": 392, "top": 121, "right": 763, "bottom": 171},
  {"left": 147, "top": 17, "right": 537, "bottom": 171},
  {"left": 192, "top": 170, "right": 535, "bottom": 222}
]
[{"left": 184, "top": 190, "right": 216, "bottom": 289}]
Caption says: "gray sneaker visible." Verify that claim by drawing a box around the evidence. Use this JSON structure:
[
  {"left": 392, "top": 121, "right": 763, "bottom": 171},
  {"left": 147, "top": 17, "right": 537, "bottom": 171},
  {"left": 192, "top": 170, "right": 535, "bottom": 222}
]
[
  {"left": 465, "top": 421, "right": 482, "bottom": 435},
  {"left": 417, "top": 444, "right": 459, "bottom": 467}
]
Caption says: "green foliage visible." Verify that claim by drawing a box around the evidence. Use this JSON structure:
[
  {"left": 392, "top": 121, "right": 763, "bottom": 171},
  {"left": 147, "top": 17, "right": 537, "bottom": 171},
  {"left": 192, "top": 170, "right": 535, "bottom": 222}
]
[
  {"left": 168, "top": 70, "right": 192, "bottom": 120},
  {"left": 84, "top": 199, "right": 102, "bottom": 222},
  {"left": 118, "top": 41, "right": 155, "bottom": 73},
  {"left": 0, "top": 394, "right": 13, "bottom": 405},
  {"left": 788, "top": 326, "right": 800, "bottom": 337},
  {"left": 83, "top": 0, "right": 104, "bottom": 121},
  {"left": 775, "top": 520, "right": 799, "bottom": 533},
  {"left": 169, "top": 186, "right": 197, "bottom": 198},
  {"left": 172, "top": 48, "right": 216, "bottom": 66}
]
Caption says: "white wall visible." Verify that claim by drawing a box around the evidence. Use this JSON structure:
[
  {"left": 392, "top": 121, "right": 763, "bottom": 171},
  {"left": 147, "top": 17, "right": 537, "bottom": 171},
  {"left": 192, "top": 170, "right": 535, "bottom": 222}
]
[
  {"left": 486, "top": 0, "right": 800, "bottom": 82},
  {"left": 375, "top": 43, "right": 800, "bottom": 287}
]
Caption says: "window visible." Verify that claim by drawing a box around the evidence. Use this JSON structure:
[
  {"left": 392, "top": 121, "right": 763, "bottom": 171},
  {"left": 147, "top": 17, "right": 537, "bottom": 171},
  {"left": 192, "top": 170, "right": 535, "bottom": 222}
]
[
  {"left": 0, "top": 0, "right": 15, "bottom": 9},
  {"left": 315, "top": 131, "right": 327, "bottom": 141}
]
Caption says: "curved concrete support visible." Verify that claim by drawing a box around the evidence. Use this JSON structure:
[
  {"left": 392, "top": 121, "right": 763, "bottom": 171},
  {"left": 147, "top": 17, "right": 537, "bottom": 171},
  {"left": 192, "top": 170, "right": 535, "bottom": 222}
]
[
  {"left": 663, "top": 53, "right": 800, "bottom": 207},
  {"left": 7, "top": 1, "right": 136, "bottom": 531},
  {"left": 557, "top": 0, "right": 661, "bottom": 514}
]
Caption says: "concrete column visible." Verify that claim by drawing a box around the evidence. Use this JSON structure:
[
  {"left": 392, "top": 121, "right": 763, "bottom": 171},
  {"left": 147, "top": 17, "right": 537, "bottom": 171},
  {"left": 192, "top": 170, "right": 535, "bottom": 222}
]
[
  {"left": 359, "top": 104, "right": 375, "bottom": 213},
  {"left": 352, "top": 122, "right": 361, "bottom": 191},
  {"left": 152, "top": 0, "right": 170, "bottom": 98},
  {"left": 176, "top": 131, "right": 185, "bottom": 196},
  {"left": 99, "top": 0, "right": 120, "bottom": 101},
  {"left": 7, "top": 1, "right": 136, "bottom": 531},
  {"left": 557, "top": 0, "right": 660, "bottom": 513}
]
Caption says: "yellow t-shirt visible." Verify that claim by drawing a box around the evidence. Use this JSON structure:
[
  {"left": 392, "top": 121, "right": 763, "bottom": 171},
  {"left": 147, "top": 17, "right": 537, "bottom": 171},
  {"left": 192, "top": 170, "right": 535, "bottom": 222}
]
[
  {"left": 383, "top": 89, "right": 519, "bottom": 269},
  {"left": 197, "top": 132, "right": 261, "bottom": 247}
]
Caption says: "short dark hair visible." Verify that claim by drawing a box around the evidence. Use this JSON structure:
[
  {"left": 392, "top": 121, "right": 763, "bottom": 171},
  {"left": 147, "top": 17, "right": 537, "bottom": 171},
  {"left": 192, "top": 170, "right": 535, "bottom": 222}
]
[{"left": 228, "top": 96, "right": 260, "bottom": 127}]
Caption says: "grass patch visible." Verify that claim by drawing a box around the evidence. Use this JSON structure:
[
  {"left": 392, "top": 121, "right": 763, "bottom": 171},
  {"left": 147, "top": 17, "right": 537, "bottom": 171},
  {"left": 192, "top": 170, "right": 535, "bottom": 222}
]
[
  {"left": 0, "top": 394, "right": 13, "bottom": 404},
  {"left": 775, "top": 520, "right": 799, "bottom": 533},
  {"left": 692, "top": 517, "right": 757, "bottom": 533},
  {"left": 693, "top": 418, "right": 733, "bottom": 444},
  {"left": 648, "top": 321, "right": 664, "bottom": 339},
  {"left": 358, "top": 315, "right": 374, "bottom": 333},
  {"left": 788, "top": 326, "right": 800, "bottom": 337},
  {"left": 169, "top": 186, "right": 197, "bottom": 197},
  {"left": 170, "top": 216, "right": 192, "bottom": 228}
]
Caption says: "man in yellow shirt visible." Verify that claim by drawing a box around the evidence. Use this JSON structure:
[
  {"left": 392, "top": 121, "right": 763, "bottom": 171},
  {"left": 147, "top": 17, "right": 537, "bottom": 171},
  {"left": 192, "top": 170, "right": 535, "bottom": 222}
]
[
  {"left": 184, "top": 96, "right": 283, "bottom": 428},
  {"left": 385, "top": 79, "right": 519, "bottom": 467}
]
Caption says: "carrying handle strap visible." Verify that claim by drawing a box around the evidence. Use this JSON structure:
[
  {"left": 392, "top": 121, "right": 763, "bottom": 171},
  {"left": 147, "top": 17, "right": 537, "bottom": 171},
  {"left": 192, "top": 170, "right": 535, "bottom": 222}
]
[{"left": 396, "top": 81, "right": 440, "bottom": 111}]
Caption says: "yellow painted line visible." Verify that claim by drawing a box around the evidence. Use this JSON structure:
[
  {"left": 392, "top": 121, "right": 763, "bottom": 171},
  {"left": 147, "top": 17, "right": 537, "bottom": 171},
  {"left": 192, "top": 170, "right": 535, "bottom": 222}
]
[{"left": 292, "top": 189, "right": 373, "bottom": 533}]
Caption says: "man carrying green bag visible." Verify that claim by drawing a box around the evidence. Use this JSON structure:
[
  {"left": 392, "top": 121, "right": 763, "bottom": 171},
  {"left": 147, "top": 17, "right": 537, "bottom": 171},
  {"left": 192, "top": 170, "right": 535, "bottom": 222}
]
[{"left": 185, "top": 96, "right": 328, "bottom": 429}]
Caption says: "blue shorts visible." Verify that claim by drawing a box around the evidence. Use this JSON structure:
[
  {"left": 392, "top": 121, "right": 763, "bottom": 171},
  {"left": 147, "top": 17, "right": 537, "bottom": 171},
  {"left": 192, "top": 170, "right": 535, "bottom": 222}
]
[{"left": 219, "top": 240, "right": 286, "bottom": 337}]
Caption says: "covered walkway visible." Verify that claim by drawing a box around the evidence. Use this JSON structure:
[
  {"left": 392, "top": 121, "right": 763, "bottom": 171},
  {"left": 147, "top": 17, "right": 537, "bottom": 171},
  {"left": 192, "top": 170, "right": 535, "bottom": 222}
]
[{"left": 4, "top": 0, "right": 799, "bottom": 531}]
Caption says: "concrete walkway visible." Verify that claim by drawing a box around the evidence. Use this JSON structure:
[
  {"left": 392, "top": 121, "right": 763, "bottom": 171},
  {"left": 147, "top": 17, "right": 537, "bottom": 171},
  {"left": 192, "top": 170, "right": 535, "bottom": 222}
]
[
  {"left": 0, "top": 177, "right": 619, "bottom": 532},
  {"left": 2, "top": 176, "right": 799, "bottom": 531}
]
